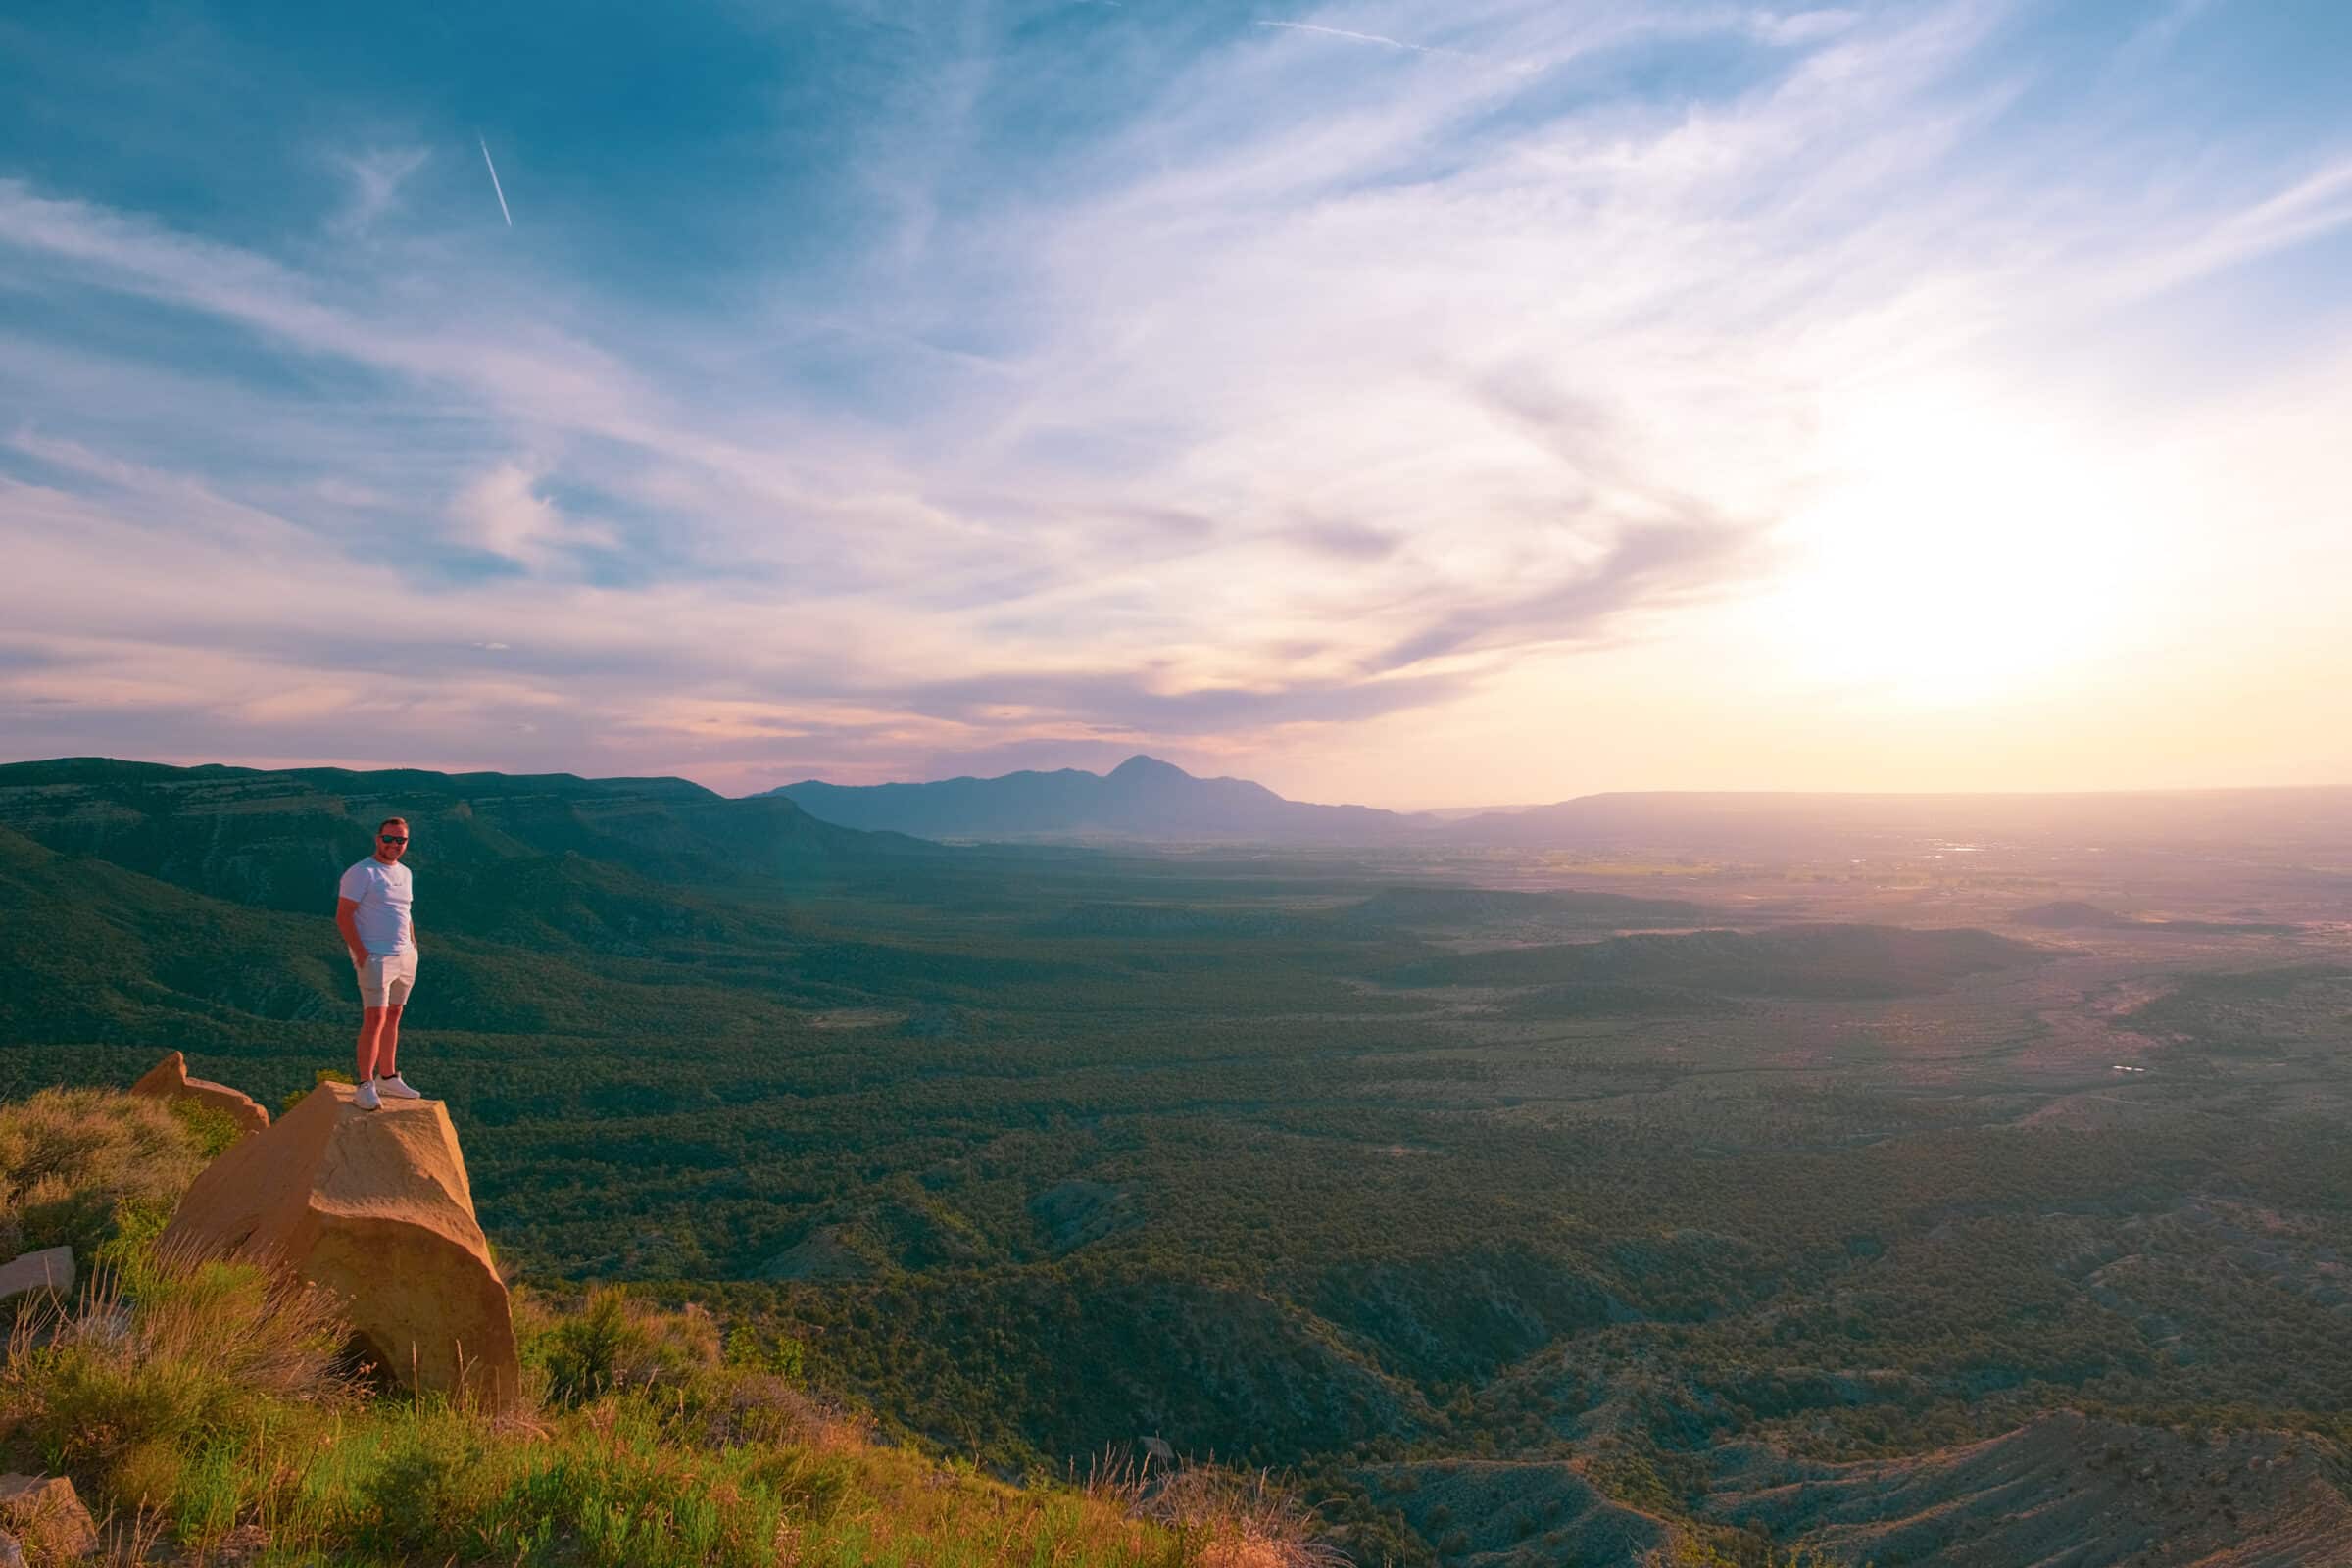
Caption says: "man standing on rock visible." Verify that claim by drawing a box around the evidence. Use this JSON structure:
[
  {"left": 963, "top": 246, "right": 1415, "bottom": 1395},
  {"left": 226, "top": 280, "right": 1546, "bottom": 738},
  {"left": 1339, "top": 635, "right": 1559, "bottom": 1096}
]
[{"left": 336, "top": 816, "right": 425, "bottom": 1111}]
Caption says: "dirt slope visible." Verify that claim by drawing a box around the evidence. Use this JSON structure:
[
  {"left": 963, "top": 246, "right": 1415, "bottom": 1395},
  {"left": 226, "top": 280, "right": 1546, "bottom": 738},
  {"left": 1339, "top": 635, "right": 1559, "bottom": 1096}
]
[{"left": 1706, "top": 1410, "right": 2352, "bottom": 1566}]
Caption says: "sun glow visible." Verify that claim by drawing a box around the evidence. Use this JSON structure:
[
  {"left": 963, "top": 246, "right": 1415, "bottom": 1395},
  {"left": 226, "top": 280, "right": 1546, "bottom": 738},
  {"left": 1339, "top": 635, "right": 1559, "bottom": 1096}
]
[{"left": 1756, "top": 383, "right": 2150, "bottom": 707}]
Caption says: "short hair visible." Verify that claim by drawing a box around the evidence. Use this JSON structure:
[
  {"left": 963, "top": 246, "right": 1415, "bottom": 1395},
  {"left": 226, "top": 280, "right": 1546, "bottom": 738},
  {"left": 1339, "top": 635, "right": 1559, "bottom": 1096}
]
[{"left": 377, "top": 816, "right": 409, "bottom": 835}]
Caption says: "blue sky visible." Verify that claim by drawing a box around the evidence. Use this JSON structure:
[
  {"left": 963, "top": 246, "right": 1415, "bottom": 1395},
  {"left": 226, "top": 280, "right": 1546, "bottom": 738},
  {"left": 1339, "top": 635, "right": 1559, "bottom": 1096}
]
[{"left": 2, "top": 1, "right": 2348, "bottom": 804}]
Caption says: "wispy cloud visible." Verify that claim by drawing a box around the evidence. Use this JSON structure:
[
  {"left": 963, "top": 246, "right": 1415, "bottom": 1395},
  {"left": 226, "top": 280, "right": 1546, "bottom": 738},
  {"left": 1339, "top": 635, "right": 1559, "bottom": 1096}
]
[
  {"left": 1251, "top": 19, "right": 1477, "bottom": 62},
  {"left": 1750, "top": 9, "right": 1861, "bottom": 48},
  {"left": 2117, "top": 0, "right": 2221, "bottom": 64},
  {"left": 335, "top": 146, "right": 430, "bottom": 233},
  {"left": 452, "top": 463, "right": 616, "bottom": 569},
  {"left": 1, "top": 1, "right": 2347, "bottom": 800}
]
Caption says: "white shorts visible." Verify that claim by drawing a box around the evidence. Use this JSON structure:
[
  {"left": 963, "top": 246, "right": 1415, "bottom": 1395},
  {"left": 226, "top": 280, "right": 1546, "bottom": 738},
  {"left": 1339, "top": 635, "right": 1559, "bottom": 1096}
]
[{"left": 354, "top": 949, "right": 418, "bottom": 1008}]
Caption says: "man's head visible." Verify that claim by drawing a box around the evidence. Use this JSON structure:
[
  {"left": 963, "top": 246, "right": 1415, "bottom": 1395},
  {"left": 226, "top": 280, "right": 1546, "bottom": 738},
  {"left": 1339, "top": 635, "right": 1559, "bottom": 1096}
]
[{"left": 374, "top": 817, "right": 410, "bottom": 863}]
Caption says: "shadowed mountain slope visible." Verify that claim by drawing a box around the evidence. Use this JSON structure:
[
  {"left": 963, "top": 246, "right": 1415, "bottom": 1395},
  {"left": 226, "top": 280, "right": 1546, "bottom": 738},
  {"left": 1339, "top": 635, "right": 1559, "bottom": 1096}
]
[
  {"left": 0, "top": 757, "right": 942, "bottom": 914},
  {"left": 0, "top": 818, "right": 817, "bottom": 1054},
  {"left": 0, "top": 820, "right": 358, "bottom": 1049},
  {"left": 770, "top": 754, "right": 1423, "bottom": 843},
  {"left": 1352, "top": 1459, "right": 1667, "bottom": 1566}
]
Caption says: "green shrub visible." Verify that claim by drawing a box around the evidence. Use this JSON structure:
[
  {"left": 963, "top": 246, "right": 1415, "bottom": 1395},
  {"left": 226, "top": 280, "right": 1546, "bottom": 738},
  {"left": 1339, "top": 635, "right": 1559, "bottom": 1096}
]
[
  {"left": 527, "top": 1288, "right": 721, "bottom": 1406},
  {"left": 163, "top": 1098, "right": 243, "bottom": 1160},
  {"left": 0, "top": 1087, "right": 204, "bottom": 1258},
  {"left": 349, "top": 1410, "right": 500, "bottom": 1556},
  {"left": 467, "top": 1417, "right": 788, "bottom": 1568},
  {"left": 90, "top": 1200, "right": 172, "bottom": 1278},
  {"left": 723, "top": 1319, "right": 807, "bottom": 1380},
  {"left": 280, "top": 1069, "right": 354, "bottom": 1117}
]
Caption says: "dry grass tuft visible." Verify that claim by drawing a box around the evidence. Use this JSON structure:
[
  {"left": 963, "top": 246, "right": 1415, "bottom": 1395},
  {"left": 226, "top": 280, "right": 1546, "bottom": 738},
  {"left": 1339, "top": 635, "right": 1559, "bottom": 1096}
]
[
  {"left": 92, "top": 1502, "right": 171, "bottom": 1567},
  {"left": 3, "top": 1249, "right": 357, "bottom": 1506},
  {"left": 691, "top": 1368, "right": 870, "bottom": 1455},
  {"left": 0, "top": 1088, "right": 205, "bottom": 1258},
  {"left": 1084, "top": 1446, "right": 1347, "bottom": 1568},
  {"left": 1152, "top": 1467, "right": 1348, "bottom": 1568}
]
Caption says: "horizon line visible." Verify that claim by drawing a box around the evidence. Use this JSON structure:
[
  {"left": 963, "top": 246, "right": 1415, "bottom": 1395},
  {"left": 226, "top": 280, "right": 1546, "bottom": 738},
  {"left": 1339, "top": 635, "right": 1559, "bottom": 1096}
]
[{"left": 5, "top": 752, "right": 2348, "bottom": 815}]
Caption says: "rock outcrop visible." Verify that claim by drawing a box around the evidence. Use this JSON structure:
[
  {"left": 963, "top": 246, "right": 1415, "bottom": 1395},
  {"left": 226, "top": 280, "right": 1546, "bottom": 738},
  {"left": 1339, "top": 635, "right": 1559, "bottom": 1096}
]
[
  {"left": 129, "top": 1051, "right": 270, "bottom": 1138},
  {"left": 0, "top": 1248, "right": 74, "bottom": 1309},
  {"left": 0, "top": 1473, "right": 96, "bottom": 1561},
  {"left": 159, "top": 1083, "right": 518, "bottom": 1410}
]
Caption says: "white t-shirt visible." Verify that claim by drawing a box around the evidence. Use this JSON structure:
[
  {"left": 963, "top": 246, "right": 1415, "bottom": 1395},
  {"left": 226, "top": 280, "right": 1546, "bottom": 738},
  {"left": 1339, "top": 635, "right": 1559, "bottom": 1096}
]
[{"left": 338, "top": 858, "right": 415, "bottom": 956}]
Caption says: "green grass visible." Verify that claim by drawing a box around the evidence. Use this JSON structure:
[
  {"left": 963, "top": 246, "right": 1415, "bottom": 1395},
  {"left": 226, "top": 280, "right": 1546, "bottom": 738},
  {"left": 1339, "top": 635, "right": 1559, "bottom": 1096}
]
[{"left": 7, "top": 1335, "right": 1221, "bottom": 1567}]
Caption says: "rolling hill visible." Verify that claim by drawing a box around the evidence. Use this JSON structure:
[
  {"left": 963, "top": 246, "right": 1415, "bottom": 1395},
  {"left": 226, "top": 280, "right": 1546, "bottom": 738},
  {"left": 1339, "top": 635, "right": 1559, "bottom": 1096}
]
[
  {"left": 8, "top": 755, "right": 2352, "bottom": 1564},
  {"left": 0, "top": 756, "right": 944, "bottom": 915},
  {"left": 768, "top": 759, "right": 2352, "bottom": 861},
  {"left": 767, "top": 754, "right": 1424, "bottom": 843}
]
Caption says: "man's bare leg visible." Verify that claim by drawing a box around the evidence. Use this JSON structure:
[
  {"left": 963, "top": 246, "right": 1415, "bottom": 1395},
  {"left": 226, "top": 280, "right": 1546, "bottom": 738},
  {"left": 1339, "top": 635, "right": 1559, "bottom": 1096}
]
[
  {"left": 356, "top": 1006, "right": 390, "bottom": 1084},
  {"left": 377, "top": 1004, "right": 403, "bottom": 1080}
]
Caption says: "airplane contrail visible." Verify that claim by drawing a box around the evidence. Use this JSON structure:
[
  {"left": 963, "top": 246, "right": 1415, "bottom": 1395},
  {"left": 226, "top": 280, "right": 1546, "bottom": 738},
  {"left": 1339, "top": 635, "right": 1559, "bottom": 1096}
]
[
  {"left": 1254, "top": 20, "right": 1454, "bottom": 57},
  {"left": 1252, "top": 18, "right": 1527, "bottom": 69},
  {"left": 478, "top": 136, "right": 513, "bottom": 227}
]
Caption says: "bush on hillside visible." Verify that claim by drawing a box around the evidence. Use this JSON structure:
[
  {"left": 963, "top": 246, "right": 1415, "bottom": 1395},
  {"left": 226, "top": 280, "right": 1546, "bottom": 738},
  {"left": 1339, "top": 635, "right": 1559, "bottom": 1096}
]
[
  {"left": 722, "top": 1318, "right": 808, "bottom": 1381},
  {"left": 278, "top": 1068, "right": 354, "bottom": 1117},
  {"left": 517, "top": 1288, "right": 858, "bottom": 1457},
  {"left": 520, "top": 1287, "right": 720, "bottom": 1405},
  {"left": 1138, "top": 1465, "right": 1348, "bottom": 1568},
  {"left": 0, "top": 1088, "right": 206, "bottom": 1259}
]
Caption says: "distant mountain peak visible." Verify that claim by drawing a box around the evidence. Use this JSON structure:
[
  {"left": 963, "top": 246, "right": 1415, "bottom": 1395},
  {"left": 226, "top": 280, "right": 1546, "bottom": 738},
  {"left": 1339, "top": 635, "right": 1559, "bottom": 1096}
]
[
  {"left": 1107, "top": 755, "right": 1189, "bottom": 780},
  {"left": 771, "top": 754, "right": 1418, "bottom": 842}
]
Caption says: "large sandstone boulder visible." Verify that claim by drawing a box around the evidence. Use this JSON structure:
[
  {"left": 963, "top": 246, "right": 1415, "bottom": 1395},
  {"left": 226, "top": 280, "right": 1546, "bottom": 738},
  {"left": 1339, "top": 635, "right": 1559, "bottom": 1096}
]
[
  {"left": 129, "top": 1051, "right": 270, "bottom": 1138},
  {"left": 159, "top": 1083, "right": 518, "bottom": 1410}
]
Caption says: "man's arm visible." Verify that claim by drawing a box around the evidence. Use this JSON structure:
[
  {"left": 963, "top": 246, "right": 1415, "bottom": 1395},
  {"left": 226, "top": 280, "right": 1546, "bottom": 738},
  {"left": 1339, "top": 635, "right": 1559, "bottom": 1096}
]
[{"left": 336, "top": 897, "right": 367, "bottom": 962}]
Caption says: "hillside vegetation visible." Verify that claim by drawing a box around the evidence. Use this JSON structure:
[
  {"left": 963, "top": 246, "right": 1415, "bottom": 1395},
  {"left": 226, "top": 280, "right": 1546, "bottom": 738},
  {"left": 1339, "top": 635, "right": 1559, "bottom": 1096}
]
[
  {"left": 0, "top": 1087, "right": 1343, "bottom": 1567},
  {"left": 4, "top": 759, "right": 2351, "bottom": 1564}
]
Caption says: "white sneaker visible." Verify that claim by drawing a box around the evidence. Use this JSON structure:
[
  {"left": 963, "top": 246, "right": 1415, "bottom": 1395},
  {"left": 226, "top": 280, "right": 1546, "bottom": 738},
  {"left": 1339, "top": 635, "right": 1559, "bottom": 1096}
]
[
  {"left": 375, "top": 1074, "right": 422, "bottom": 1101},
  {"left": 353, "top": 1079, "right": 381, "bottom": 1111}
]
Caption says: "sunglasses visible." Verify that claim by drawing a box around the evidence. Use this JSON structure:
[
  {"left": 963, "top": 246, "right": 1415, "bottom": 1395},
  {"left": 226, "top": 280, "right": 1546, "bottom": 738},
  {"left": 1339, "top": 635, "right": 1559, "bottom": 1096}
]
[{"left": 378, "top": 835, "right": 408, "bottom": 845}]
